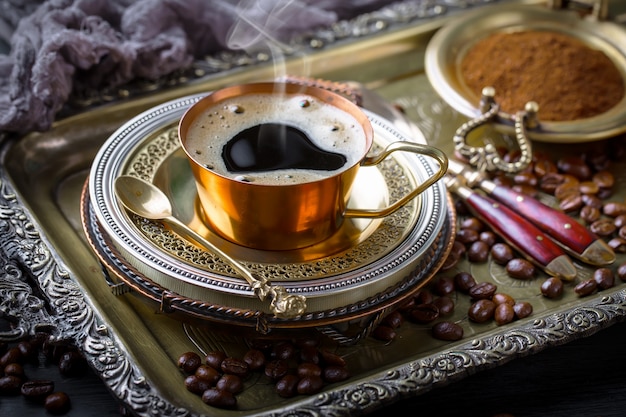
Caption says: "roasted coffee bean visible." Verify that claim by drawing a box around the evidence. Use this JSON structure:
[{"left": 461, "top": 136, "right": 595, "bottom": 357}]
[
  {"left": 440, "top": 250, "right": 461, "bottom": 271},
  {"left": 221, "top": 357, "right": 249, "bottom": 377},
  {"left": 494, "top": 303, "right": 515, "bottom": 325},
  {"left": 541, "top": 277, "right": 564, "bottom": 299},
  {"left": 195, "top": 365, "right": 221, "bottom": 384},
  {"left": 297, "top": 362, "right": 322, "bottom": 378},
  {"left": 505, "top": 258, "right": 535, "bottom": 280},
  {"left": 271, "top": 341, "right": 297, "bottom": 360},
  {"left": 513, "top": 301, "right": 533, "bottom": 319},
  {"left": 453, "top": 272, "right": 476, "bottom": 293},
  {"left": 492, "top": 293, "right": 515, "bottom": 306},
  {"left": 185, "top": 374, "right": 213, "bottom": 395},
  {"left": 44, "top": 391, "right": 71, "bottom": 414},
  {"left": 0, "top": 375, "right": 23, "bottom": 395},
  {"left": 382, "top": 310, "right": 404, "bottom": 329},
  {"left": 468, "top": 282, "right": 497, "bottom": 300},
  {"left": 297, "top": 375, "right": 324, "bottom": 395},
  {"left": 554, "top": 181, "right": 580, "bottom": 201},
  {"left": 16, "top": 341, "right": 35, "bottom": 360},
  {"left": 265, "top": 359, "right": 290, "bottom": 380},
  {"left": 456, "top": 228, "right": 479, "bottom": 244},
  {"left": 0, "top": 347, "right": 22, "bottom": 368},
  {"left": 468, "top": 299, "right": 496, "bottom": 323},
  {"left": 201, "top": 388, "right": 236, "bottom": 409},
  {"left": 413, "top": 289, "right": 434, "bottom": 305},
  {"left": 582, "top": 194, "right": 603, "bottom": 209},
  {"left": 592, "top": 170, "right": 615, "bottom": 189},
  {"left": 579, "top": 181, "right": 599, "bottom": 195},
  {"left": 178, "top": 352, "right": 202, "bottom": 374},
  {"left": 574, "top": 279, "right": 597, "bottom": 297},
  {"left": 533, "top": 158, "right": 557, "bottom": 177},
  {"left": 371, "top": 325, "right": 396, "bottom": 342},
  {"left": 21, "top": 379, "right": 55, "bottom": 400},
  {"left": 204, "top": 351, "right": 227, "bottom": 370},
  {"left": 580, "top": 205, "right": 601, "bottom": 223},
  {"left": 608, "top": 237, "right": 626, "bottom": 253},
  {"left": 479, "top": 231, "right": 497, "bottom": 247},
  {"left": 434, "top": 276, "right": 455, "bottom": 296},
  {"left": 616, "top": 214, "right": 626, "bottom": 228},
  {"left": 467, "top": 241, "right": 490, "bottom": 262},
  {"left": 589, "top": 218, "right": 616, "bottom": 236},
  {"left": 490, "top": 243, "right": 514, "bottom": 265},
  {"left": 451, "top": 240, "right": 467, "bottom": 258},
  {"left": 275, "top": 374, "right": 300, "bottom": 398},
  {"left": 407, "top": 303, "right": 440, "bottom": 324},
  {"left": 461, "top": 217, "right": 484, "bottom": 231},
  {"left": 539, "top": 172, "right": 565, "bottom": 193},
  {"left": 557, "top": 156, "right": 591, "bottom": 180},
  {"left": 619, "top": 226, "right": 626, "bottom": 240},
  {"left": 242, "top": 349, "right": 266, "bottom": 371},
  {"left": 603, "top": 202, "right": 626, "bottom": 217},
  {"left": 4, "top": 362, "right": 24, "bottom": 377},
  {"left": 559, "top": 193, "right": 583, "bottom": 212},
  {"left": 513, "top": 172, "right": 538, "bottom": 187},
  {"left": 433, "top": 296, "right": 455, "bottom": 316},
  {"left": 593, "top": 268, "right": 615, "bottom": 290},
  {"left": 216, "top": 374, "right": 244, "bottom": 394},
  {"left": 431, "top": 321, "right": 464, "bottom": 341},
  {"left": 319, "top": 350, "right": 346, "bottom": 368},
  {"left": 323, "top": 365, "right": 350, "bottom": 383}
]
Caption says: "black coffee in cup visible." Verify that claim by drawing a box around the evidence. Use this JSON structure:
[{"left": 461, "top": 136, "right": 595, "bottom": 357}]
[
  {"left": 222, "top": 123, "right": 347, "bottom": 172},
  {"left": 184, "top": 93, "right": 366, "bottom": 185}
]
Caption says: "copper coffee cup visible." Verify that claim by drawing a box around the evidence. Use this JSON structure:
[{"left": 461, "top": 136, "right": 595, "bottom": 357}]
[{"left": 179, "top": 82, "right": 447, "bottom": 251}]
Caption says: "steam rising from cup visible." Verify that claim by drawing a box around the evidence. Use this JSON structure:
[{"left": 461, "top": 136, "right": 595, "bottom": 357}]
[{"left": 225, "top": 0, "right": 335, "bottom": 78}]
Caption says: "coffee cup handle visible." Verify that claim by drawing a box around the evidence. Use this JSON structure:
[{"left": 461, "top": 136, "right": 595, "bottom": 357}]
[{"left": 344, "top": 141, "right": 448, "bottom": 218}]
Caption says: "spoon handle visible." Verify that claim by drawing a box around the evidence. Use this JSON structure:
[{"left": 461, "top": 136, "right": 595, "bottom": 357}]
[{"left": 164, "top": 215, "right": 307, "bottom": 319}]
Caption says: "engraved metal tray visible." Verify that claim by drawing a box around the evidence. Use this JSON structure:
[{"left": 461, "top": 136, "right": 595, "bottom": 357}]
[{"left": 3, "top": 1, "right": 626, "bottom": 416}]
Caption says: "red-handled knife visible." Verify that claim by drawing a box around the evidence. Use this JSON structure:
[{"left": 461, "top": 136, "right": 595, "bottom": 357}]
[
  {"left": 448, "top": 159, "right": 615, "bottom": 266},
  {"left": 446, "top": 176, "right": 577, "bottom": 281}
]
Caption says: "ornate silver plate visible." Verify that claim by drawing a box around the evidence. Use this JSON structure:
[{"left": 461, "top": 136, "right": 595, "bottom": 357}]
[{"left": 86, "top": 94, "right": 449, "bottom": 327}]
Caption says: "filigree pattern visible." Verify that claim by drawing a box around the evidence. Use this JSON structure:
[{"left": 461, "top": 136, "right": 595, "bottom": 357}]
[{"left": 125, "top": 125, "right": 415, "bottom": 281}]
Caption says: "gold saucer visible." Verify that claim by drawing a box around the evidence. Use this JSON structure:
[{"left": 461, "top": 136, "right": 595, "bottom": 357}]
[
  {"left": 82, "top": 181, "right": 455, "bottom": 329},
  {"left": 86, "top": 94, "right": 451, "bottom": 324}
]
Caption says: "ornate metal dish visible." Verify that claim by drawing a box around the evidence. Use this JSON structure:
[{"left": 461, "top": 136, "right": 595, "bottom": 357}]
[
  {"left": 425, "top": 2, "right": 626, "bottom": 142},
  {"left": 85, "top": 94, "right": 450, "bottom": 327}
]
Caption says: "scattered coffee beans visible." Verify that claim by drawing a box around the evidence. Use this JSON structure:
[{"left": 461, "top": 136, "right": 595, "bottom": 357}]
[
  {"left": 177, "top": 337, "right": 351, "bottom": 409},
  {"left": 0, "top": 333, "right": 78, "bottom": 415}
]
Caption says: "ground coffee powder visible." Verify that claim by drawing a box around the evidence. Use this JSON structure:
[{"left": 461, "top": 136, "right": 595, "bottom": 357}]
[{"left": 460, "top": 30, "right": 624, "bottom": 121}]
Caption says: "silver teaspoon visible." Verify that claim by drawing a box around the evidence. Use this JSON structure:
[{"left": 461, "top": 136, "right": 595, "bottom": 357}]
[{"left": 113, "top": 175, "right": 307, "bottom": 319}]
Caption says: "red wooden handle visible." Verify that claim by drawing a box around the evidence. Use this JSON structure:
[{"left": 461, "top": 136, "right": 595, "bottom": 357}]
[
  {"left": 465, "top": 192, "right": 565, "bottom": 268},
  {"left": 489, "top": 185, "right": 595, "bottom": 254}
]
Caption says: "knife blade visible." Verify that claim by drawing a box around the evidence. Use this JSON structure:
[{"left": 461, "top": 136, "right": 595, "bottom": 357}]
[
  {"left": 448, "top": 159, "right": 615, "bottom": 266},
  {"left": 446, "top": 175, "right": 577, "bottom": 281}
]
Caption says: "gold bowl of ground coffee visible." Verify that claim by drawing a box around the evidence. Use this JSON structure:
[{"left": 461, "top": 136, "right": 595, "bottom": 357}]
[{"left": 425, "top": 2, "right": 626, "bottom": 142}]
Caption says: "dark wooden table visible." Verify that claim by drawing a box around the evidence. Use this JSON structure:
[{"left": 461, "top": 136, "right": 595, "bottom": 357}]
[{"left": 3, "top": 319, "right": 625, "bottom": 416}]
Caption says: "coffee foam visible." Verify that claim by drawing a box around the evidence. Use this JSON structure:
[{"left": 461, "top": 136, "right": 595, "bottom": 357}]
[{"left": 184, "top": 93, "right": 367, "bottom": 185}]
